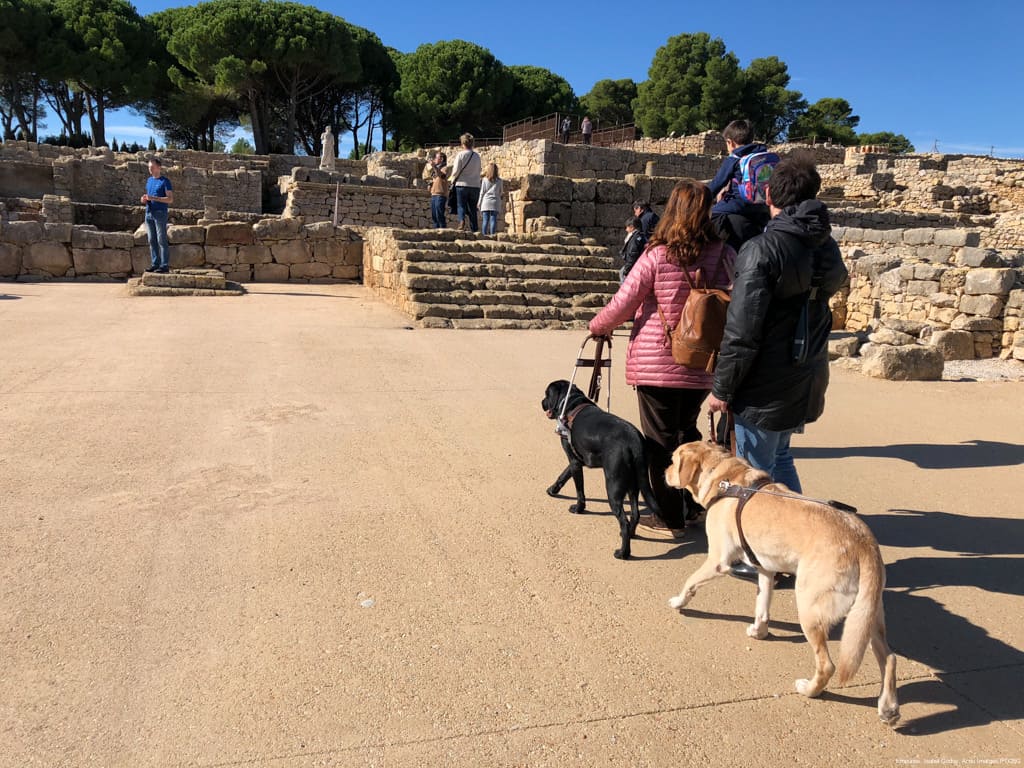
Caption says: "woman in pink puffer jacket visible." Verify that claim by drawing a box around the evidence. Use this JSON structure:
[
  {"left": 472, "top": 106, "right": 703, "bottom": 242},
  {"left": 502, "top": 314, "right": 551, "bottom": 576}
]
[{"left": 589, "top": 180, "right": 735, "bottom": 529}]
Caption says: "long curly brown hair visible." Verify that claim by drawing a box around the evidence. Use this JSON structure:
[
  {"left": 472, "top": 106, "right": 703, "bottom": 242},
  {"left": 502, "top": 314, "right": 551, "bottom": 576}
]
[{"left": 646, "top": 180, "right": 721, "bottom": 267}]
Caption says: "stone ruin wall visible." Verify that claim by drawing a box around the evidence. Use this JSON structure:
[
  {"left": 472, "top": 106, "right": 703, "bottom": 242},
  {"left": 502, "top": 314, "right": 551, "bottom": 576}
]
[
  {"left": 0, "top": 217, "right": 362, "bottom": 284},
  {"left": 2, "top": 136, "right": 1024, "bottom": 357}
]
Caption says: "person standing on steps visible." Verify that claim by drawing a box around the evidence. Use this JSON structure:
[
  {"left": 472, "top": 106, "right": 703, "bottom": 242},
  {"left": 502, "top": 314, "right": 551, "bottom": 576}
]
[
  {"left": 427, "top": 151, "right": 449, "bottom": 228},
  {"left": 581, "top": 116, "right": 593, "bottom": 146},
  {"left": 449, "top": 133, "right": 482, "bottom": 232},
  {"left": 141, "top": 157, "right": 173, "bottom": 274},
  {"left": 478, "top": 163, "right": 503, "bottom": 236}
]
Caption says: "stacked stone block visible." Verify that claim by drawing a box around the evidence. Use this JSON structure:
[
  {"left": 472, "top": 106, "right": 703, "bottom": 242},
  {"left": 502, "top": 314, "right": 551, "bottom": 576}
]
[
  {"left": 0, "top": 218, "right": 362, "bottom": 282},
  {"left": 363, "top": 227, "right": 619, "bottom": 329},
  {"left": 281, "top": 182, "right": 431, "bottom": 228}
]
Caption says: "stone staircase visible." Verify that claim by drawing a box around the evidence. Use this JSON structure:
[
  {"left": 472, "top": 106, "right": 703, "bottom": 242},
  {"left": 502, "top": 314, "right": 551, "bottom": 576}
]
[{"left": 363, "top": 228, "right": 621, "bottom": 329}]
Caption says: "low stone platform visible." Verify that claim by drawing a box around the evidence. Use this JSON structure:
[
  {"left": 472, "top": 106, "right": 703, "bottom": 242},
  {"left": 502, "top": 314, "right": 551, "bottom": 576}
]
[{"left": 126, "top": 268, "right": 244, "bottom": 296}]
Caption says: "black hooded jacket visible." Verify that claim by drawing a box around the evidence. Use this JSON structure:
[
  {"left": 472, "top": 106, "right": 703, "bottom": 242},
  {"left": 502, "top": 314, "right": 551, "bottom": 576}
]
[{"left": 711, "top": 199, "right": 848, "bottom": 431}]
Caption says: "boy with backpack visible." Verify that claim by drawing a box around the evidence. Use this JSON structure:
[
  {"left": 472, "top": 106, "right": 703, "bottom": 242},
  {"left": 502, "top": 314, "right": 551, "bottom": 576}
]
[{"left": 708, "top": 119, "right": 777, "bottom": 250}]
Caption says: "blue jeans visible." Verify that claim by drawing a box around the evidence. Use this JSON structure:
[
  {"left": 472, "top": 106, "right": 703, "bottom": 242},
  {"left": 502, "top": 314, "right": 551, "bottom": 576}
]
[
  {"left": 456, "top": 186, "right": 479, "bottom": 232},
  {"left": 481, "top": 210, "right": 497, "bottom": 235},
  {"left": 145, "top": 209, "right": 170, "bottom": 269},
  {"left": 430, "top": 195, "right": 447, "bottom": 228},
  {"left": 733, "top": 413, "right": 802, "bottom": 493}
]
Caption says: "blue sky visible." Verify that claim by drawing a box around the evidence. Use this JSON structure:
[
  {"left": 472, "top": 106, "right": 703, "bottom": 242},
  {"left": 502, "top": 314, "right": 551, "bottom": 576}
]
[{"left": 107, "top": 0, "right": 1023, "bottom": 157}]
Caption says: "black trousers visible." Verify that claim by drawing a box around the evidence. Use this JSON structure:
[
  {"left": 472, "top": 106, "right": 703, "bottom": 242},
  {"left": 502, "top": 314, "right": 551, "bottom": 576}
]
[{"left": 636, "top": 385, "right": 708, "bottom": 528}]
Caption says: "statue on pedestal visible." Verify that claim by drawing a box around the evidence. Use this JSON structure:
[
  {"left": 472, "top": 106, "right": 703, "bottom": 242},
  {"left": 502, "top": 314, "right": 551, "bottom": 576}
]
[{"left": 320, "top": 126, "right": 336, "bottom": 171}]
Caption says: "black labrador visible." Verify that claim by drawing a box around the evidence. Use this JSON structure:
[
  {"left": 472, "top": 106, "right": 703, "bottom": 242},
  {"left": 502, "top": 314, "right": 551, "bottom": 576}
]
[{"left": 541, "top": 380, "right": 660, "bottom": 559}]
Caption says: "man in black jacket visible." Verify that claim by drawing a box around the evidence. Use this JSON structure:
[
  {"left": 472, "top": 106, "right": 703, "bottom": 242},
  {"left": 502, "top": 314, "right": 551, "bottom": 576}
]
[{"left": 707, "top": 155, "right": 847, "bottom": 496}]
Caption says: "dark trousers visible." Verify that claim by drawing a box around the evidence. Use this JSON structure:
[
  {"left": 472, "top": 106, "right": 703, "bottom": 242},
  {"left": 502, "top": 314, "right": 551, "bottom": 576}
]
[
  {"left": 636, "top": 385, "right": 708, "bottom": 528},
  {"left": 456, "top": 186, "right": 480, "bottom": 232},
  {"left": 582, "top": 133, "right": 592, "bottom": 145},
  {"left": 430, "top": 194, "right": 447, "bottom": 228}
]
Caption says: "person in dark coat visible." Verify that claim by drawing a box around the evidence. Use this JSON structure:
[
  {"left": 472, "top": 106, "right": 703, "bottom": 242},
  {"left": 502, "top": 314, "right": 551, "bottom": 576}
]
[
  {"left": 707, "top": 155, "right": 848, "bottom": 494},
  {"left": 618, "top": 216, "right": 645, "bottom": 281},
  {"left": 632, "top": 201, "right": 659, "bottom": 238}
]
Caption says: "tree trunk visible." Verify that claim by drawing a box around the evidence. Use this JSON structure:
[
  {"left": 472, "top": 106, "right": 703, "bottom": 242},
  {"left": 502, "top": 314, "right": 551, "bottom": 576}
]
[
  {"left": 85, "top": 91, "right": 106, "bottom": 147},
  {"left": 248, "top": 90, "right": 267, "bottom": 154}
]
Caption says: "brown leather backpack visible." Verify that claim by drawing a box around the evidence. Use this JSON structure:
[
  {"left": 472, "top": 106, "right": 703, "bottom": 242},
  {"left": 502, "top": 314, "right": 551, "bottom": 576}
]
[{"left": 656, "top": 244, "right": 732, "bottom": 373}]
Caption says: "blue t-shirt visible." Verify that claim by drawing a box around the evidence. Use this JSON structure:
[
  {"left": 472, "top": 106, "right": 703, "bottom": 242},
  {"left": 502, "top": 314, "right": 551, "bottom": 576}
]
[{"left": 145, "top": 175, "right": 172, "bottom": 213}]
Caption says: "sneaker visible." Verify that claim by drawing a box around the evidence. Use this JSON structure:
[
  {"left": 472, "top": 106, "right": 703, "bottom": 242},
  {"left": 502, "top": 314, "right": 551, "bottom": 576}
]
[
  {"left": 145, "top": 266, "right": 159, "bottom": 272},
  {"left": 157, "top": 266, "right": 170, "bottom": 273}
]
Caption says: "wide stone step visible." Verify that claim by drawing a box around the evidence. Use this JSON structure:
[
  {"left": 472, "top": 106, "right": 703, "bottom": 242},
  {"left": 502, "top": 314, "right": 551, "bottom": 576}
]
[
  {"left": 435, "top": 317, "right": 590, "bottom": 330},
  {"left": 403, "top": 260, "right": 617, "bottom": 282},
  {"left": 408, "top": 289, "right": 612, "bottom": 309},
  {"left": 402, "top": 273, "right": 619, "bottom": 295},
  {"left": 409, "top": 301, "right": 600, "bottom": 323},
  {"left": 399, "top": 247, "right": 612, "bottom": 269}
]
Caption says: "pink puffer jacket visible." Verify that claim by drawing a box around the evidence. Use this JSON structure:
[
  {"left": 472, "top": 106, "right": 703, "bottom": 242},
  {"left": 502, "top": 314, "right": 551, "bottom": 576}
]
[{"left": 589, "top": 241, "right": 735, "bottom": 389}]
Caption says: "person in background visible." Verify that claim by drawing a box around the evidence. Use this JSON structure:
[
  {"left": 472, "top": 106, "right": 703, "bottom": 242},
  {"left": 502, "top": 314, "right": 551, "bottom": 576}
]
[
  {"left": 589, "top": 180, "right": 736, "bottom": 532},
  {"left": 427, "top": 151, "right": 449, "bottom": 228},
  {"left": 560, "top": 115, "right": 572, "bottom": 144},
  {"left": 632, "top": 200, "right": 659, "bottom": 238},
  {"left": 581, "top": 116, "right": 593, "bottom": 145},
  {"left": 478, "top": 163, "right": 503, "bottom": 236},
  {"left": 619, "top": 216, "right": 645, "bottom": 282},
  {"left": 141, "top": 157, "right": 173, "bottom": 273},
  {"left": 449, "top": 133, "right": 482, "bottom": 232}
]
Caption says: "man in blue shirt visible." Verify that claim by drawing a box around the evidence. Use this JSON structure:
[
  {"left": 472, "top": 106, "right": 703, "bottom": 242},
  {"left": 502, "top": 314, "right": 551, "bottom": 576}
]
[{"left": 141, "top": 157, "right": 174, "bottom": 273}]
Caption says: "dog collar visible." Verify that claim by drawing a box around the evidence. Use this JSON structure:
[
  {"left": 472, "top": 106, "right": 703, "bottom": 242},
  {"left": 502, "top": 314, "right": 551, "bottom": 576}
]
[{"left": 564, "top": 403, "right": 594, "bottom": 430}]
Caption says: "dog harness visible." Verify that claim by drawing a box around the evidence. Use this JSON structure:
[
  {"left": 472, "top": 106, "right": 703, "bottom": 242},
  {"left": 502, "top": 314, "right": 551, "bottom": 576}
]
[
  {"left": 557, "top": 403, "right": 596, "bottom": 462},
  {"left": 712, "top": 477, "right": 773, "bottom": 568},
  {"left": 706, "top": 479, "right": 859, "bottom": 569}
]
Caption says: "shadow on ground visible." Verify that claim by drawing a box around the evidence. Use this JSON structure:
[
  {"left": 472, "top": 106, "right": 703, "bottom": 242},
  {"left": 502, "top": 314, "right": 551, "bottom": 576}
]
[
  {"left": 792, "top": 440, "right": 1024, "bottom": 469},
  {"left": 864, "top": 509, "right": 1024, "bottom": 735}
]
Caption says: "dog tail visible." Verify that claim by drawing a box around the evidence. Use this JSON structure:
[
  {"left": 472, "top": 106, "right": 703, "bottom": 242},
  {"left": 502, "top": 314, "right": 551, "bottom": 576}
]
[{"left": 834, "top": 547, "right": 885, "bottom": 685}]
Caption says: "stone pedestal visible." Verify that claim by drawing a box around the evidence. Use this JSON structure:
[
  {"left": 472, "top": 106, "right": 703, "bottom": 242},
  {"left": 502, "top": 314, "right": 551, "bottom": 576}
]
[{"left": 127, "top": 268, "right": 244, "bottom": 296}]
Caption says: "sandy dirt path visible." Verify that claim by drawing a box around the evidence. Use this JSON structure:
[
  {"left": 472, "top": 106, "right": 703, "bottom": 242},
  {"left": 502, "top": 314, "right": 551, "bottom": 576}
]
[{"left": 1, "top": 282, "right": 1021, "bottom": 767}]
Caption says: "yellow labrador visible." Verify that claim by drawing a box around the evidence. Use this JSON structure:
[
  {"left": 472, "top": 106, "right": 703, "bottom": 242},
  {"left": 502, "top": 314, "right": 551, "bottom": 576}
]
[{"left": 664, "top": 440, "right": 899, "bottom": 725}]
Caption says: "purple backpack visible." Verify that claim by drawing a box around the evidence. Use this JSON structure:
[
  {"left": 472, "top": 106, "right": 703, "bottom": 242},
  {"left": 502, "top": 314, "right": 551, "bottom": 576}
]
[{"left": 736, "top": 151, "right": 780, "bottom": 204}]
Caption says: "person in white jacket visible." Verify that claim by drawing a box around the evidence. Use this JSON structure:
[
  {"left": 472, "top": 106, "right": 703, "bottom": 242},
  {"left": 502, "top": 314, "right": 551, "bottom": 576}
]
[
  {"left": 478, "top": 163, "right": 503, "bottom": 236},
  {"left": 448, "top": 133, "right": 482, "bottom": 232}
]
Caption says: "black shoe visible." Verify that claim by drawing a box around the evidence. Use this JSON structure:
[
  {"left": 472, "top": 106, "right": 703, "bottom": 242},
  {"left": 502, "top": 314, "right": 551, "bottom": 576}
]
[
  {"left": 145, "top": 266, "right": 159, "bottom": 272},
  {"left": 729, "top": 562, "right": 761, "bottom": 582},
  {"left": 773, "top": 572, "right": 795, "bottom": 589},
  {"left": 157, "top": 266, "right": 170, "bottom": 273}
]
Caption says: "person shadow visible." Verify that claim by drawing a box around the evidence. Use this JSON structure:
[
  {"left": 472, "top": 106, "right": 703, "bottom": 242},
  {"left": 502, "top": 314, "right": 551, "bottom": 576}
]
[
  {"left": 854, "top": 509, "right": 1024, "bottom": 735},
  {"left": 791, "top": 440, "right": 1024, "bottom": 469}
]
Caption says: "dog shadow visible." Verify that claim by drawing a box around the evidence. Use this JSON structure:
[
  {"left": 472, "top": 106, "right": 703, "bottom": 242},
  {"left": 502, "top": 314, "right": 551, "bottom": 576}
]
[
  {"left": 858, "top": 510, "right": 1024, "bottom": 734},
  {"left": 681, "top": 608, "right": 804, "bottom": 639},
  {"left": 791, "top": 440, "right": 1024, "bottom": 469}
]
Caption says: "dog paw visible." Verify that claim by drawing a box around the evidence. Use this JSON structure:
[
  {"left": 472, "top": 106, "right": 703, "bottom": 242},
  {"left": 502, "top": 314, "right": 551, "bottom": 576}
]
[
  {"left": 569, "top": 504, "right": 586, "bottom": 514},
  {"left": 879, "top": 705, "right": 901, "bottom": 727},
  {"left": 746, "top": 623, "right": 769, "bottom": 640},
  {"left": 795, "top": 679, "right": 821, "bottom": 698},
  {"left": 668, "top": 595, "right": 688, "bottom": 612},
  {"left": 613, "top": 548, "right": 630, "bottom": 560},
  {"left": 545, "top": 485, "right": 560, "bottom": 497}
]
